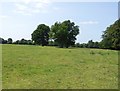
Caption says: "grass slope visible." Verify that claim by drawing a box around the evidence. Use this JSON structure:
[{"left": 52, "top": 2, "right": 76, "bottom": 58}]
[{"left": 2, "top": 44, "right": 118, "bottom": 89}]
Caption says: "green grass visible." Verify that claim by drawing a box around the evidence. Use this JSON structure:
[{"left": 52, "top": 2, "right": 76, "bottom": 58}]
[
  {"left": 0, "top": 44, "right": 2, "bottom": 90},
  {"left": 2, "top": 44, "right": 118, "bottom": 89}
]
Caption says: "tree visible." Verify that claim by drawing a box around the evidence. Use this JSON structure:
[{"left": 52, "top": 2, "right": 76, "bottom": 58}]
[
  {"left": 27, "top": 40, "right": 33, "bottom": 45},
  {"left": 101, "top": 19, "right": 120, "bottom": 50},
  {"left": 75, "top": 43, "right": 80, "bottom": 47},
  {"left": 51, "top": 20, "right": 79, "bottom": 48},
  {"left": 93, "top": 42, "right": 99, "bottom": 48},
  {"left": 82, "top": 43, "right": 88, "bottom": 48},
  {"left": 87, "top": 40, "right": 99, "bottom": 48},
  {"left": 0, "top": 37, "right": 4, "bottom": 44},
  {"left": 13, "top": 40, "right": 19, "bottom": 44},
  {"left": 7, "top": 38, "right": 13, "bottom": 44},
  {"left": 87, "top": 40, "right": 94, "bottom": 48},
  {"left": 31, "top": 24, "right": 50, "bottom": 46},
  {"left": 0, "top": 37, "right": 7, "bottom": 44},
  {"left": 19, "top": 38, "right": 27, "bottom": 44}
]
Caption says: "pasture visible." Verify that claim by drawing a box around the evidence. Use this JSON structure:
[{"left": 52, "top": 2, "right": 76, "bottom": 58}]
[{"left": 2, "top": 44, "right": 118, "bottom": 89}]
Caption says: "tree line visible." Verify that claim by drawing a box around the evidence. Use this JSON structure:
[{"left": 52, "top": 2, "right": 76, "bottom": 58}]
[
  {"left": 0, "top": 19, "right": 120, "bottom": 50},
  {"left": 0, "top": 38, "right": 34, "bottom": 45}
]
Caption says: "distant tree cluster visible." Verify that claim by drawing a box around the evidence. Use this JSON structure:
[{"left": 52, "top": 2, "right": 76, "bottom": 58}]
[
  {"left": 75, "top": 40, "right": 99, "bottom": 48},
  {"left": 0, "top": 38, "right": 34, "bottom": 45},
  {"left": 1, "top": 19, "right": 120, "bottom": 50},
  {"left": 0, "top": 38, "right": 13, "bottom": 44},
  {"left": 31, "top": 20, "right": 79, "bottom": 48},
  {"left": 13, "top": 39, "right": 34, "bottom": 45}
]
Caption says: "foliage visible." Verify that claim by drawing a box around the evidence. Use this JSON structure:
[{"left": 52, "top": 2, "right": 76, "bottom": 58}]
[
  {"left": 87, "top": 40, "right": 99, "bottom": 48},
  {"left": 48, "top": 40, "right": 58, "bottom": 46},
  {"left": 13, "top": 39, "right": 33, "bottom": 45},
  {"left": 0, "top": 37, "right": 7, "bottom": 44},
  {"left": 31, "top": 24, "right": 50, "bottom": 46},
  {"left": 7, "top": 38, "right": 13, "bottom": 44},
  {"left": 87, "top": 40, "right": 94, "bottom": 48},
  {"left": 101, "top": 19, "right": 120, "bottom": 50},
  {"left": 75, "top": 40, "right": 99, "bottom": 48},
  {"left": 51, "top": 20, "right": 79, "bottom": 48},
  {"left": 0, "top": 37, "right": 4, "bottom": 44}
]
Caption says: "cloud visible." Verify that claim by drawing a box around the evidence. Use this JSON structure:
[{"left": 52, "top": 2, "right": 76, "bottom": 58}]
[
  {"left": 13, "top": 0, "right": 53, "bottom": 15},
  {"left": 79, "top": 21, "right": 99, "bottom": 25}
]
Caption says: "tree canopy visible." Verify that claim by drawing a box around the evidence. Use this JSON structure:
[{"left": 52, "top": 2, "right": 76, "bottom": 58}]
[
  {"left": 31, "top": 24, "right": 50, "bottom": 46},
  {"left": 7, "top": 38, "right": 13, "bottom": 44},
  {"left": 0, "top": 37, "right": 7, "bottom": 44},
  {"left": 51, "top": 20, "right": 79, "bottom": 48},
  {"left": 101, "top": 19, "right": 120, "bottom": 50}
]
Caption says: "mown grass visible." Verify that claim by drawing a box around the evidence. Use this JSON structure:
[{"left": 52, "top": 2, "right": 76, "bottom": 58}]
[{"left": 2, "top": 44, "right": 118, "bottom": 89}]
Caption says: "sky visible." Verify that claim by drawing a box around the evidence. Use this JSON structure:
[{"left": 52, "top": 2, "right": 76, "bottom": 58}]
[{"left": 0, "top": 0, "right": 118, "bottom": 43}]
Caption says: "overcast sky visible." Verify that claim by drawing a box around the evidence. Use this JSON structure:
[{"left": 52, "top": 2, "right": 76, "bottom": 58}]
[{"left": 0, "top": 0, "right": 118, "bottom": 43}]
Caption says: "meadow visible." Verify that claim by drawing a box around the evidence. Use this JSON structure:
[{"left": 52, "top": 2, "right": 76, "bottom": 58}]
[{"left": 2, "top": 44, "right": 118, "bottom": 89}]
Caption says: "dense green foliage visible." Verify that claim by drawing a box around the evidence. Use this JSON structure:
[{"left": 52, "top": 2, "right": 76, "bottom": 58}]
[
  {"left": 7, "top": 38, "right": 13, "bottom": 44},
  {"left": 2, "top": 44, "right": 118, "bottom": 89},
  {"left": 100, "top": 19, "right": 120, "bottom": 50},
  {"left": 13, "top": 39, "right": 33, "bottom": 45},
  {"left": 0, "top": 37, "right": 7, "bottom": 44},
  {"left": 75, "top": 40, "right": 99, "bottom": 48},
  {"left": 31, "top": 24, "right": 50, "bottom": 46},
  {"left": 51, "top": 20, "right": 79, "bottom": 48},
  {"left": 0, "top": 38, "right": 13, "bottom": 44}
]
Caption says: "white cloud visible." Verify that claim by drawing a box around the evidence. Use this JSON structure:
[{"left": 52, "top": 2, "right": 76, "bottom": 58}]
[
  {"left": 79, "top": 21, "right": 99, "bottom": 25},
  {"left": 13, "top": 0, "right": 53, "bottom": 15}
]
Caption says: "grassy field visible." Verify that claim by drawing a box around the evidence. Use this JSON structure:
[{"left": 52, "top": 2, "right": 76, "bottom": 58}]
[{"left": 2, "top": 44, "right": 118, "bottom": 89}]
